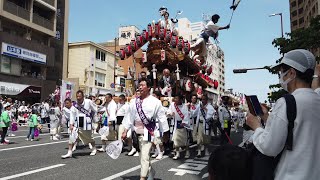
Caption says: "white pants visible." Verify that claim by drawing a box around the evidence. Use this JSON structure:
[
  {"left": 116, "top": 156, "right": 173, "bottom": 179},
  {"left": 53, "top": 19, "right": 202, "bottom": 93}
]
[{"left": 138, "top": 136, "right": 153, "bottom": 177}]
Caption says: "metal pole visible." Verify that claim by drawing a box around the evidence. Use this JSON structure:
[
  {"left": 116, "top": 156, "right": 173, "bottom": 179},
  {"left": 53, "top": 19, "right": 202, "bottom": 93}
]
[{"left": 280, "top": 13, "right": 284, "bottom": 38}]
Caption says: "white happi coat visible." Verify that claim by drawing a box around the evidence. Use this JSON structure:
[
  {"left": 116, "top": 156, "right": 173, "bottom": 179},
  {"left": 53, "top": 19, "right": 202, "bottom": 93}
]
[
  {"left": 106, "top": 99, "right": 117, "bottom": 122},
  {"left": 193, "top": 103, "right": 216, "bottom": 135},
  {"left": 167, "top": 102, "right": 190, "bottom": 135},
  {"left": 189, "top": 103, "right": 198, "bottom": 130},
  {"left": 62, "top": 106, "right": 77, "bottom": 132},
  {"left": 71, "top": 99, "right": 97, "bottom": 131},
  {"left": 124, "top": 95, "right": 169, "bottom": 141}
]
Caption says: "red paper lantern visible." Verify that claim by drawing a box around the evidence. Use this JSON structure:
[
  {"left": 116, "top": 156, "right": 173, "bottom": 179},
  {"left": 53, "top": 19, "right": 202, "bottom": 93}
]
[
  {"left": 165, "top": 29, "right": 172, "bottom": 43},
  {"left": 154, "top": 23, "right": 160, "bottom": 39},
  {"left": 130, "top": 39, "right": 137, "bottom": 51},
  {"left": 124, "top": 44, "right": 132, "bottom": 56},
  {"left": 183, "top": 40, "right": 190, "bottom": 54},
  {"left": 142, "top": 29, "right": 148, "bottom": 43},
  {"left": 147, "top": 24, "right": 153, "bottom": 40},
  {"left": 136, "top": 34, "right": 143, "bottom": 47},
  {"left": 213, "top": 80, "right": 219, "bottom": 89},
  {"left": 159, "top": 28, "right": 166, "bottom": 40},
  {"left": 206, "top": 65, "right": 213, "bottom": 75},
  {"left": 119, "top": 48, "right": 125, "bottom": 60},
  {"left": 170, "top": 35, "right": 178, "bottom": 48},
  {"left": 177, "top": 37, "right": 184, "bottom": 51}
]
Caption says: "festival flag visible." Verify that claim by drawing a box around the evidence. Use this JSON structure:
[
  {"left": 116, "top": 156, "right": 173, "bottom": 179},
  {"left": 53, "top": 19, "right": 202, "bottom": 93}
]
[
  {"left": 142, "top": 51, "right": 147, "bottom": 63},
  {"left": 161, "top": 49, "right": 165, "bottom": 61}
]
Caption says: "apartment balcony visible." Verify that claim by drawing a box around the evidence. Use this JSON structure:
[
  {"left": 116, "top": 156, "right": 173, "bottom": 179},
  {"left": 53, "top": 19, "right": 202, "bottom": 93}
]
[
  {"left": 33, "top": 13, "right": 54, "bottom": 30},
  {"left": 3, "top": 1, "right": 30, "bottom": 21},
  {"left": 41, "top": 0, "right": 55, "bottom": 7}
]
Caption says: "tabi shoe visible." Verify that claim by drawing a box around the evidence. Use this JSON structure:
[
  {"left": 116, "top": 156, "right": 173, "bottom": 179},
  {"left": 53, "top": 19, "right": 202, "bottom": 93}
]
[
  {"left": 205, "top": 148, "right": 210, "bottom": 156},
  {"left": 90, "top": 148, "right": 97, "bottom": 156},
  {"left": 127, "top": 148, "right": 136, "bottom": 156},
  {"left": 185, "top": 150, "right": 190, "bottom": 159},
  {"left": 196, "top": 150, "right": 202, "bottom": 158},
  {"left": 156, "top": 151, "right": 164, "bottom": 160},
  {"left": 61, "top": 150, "right": 73, "bottom": 159},
  {"left": 151, "top": 150, "right": 158, "bottom": 158},
  {"left": 72, "top": 142, "right": 78, "bottom": 152},
  {"left": 52, "top": 136, "right": 59, "bottom": 141},
  {"left": 173, "top": 151, "right": 180, "bottom": 160},
  {"left": 98, "top": 145, "right": 106, "bottom": 152},
  {"left": 200, "top": 145, "right": 205, "bottom": 151},
  {"left": 147, "top": 167, "right": 156, "bottom": 180},
  {"left": 133, "top": 152, "right": 139, "bottom": 157}
]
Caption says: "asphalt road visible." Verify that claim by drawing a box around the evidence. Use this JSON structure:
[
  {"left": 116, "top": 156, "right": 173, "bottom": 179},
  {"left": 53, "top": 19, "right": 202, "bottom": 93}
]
[{"left": 0, "top": 126, "right": 243, "bottom": 180}]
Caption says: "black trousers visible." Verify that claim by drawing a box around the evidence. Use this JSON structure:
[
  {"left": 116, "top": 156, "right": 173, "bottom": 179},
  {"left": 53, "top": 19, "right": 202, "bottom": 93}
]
[
  {"left": 1, "top": 127, "right": 8, "bottom": 143},
  {"left": 220, "top": 121, "right": 231, "bottom": 145}
]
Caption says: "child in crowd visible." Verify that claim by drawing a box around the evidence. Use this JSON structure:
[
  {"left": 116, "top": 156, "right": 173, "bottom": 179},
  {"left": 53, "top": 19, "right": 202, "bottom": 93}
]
[
  {"left": 26, "top": 109, "right": 39, "bottom": 141},
  {"left": 0, "top": 103, "right": 12, "bottom": 145}
]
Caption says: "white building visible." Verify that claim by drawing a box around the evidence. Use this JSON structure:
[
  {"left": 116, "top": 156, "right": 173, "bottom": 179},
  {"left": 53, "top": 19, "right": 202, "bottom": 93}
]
[{"left": 118, "top": 25, "right": 140, "bottom": 46}]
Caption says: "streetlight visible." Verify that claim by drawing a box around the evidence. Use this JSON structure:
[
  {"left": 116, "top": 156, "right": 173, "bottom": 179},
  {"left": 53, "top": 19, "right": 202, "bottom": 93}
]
[
  {"left": 233, "top": 66, "right": 271, "bottom": 74},
  {"left": 269, "top": 13, "right": 284, "bottom": 38}
]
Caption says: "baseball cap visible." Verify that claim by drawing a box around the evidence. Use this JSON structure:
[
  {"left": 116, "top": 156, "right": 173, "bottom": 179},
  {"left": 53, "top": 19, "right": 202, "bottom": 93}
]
[
  {"left": 271, "top": 49, "right": 316, "bottom": 72},
  {"left": 3, "top": 102, "right": 11, "bottom": 108}
]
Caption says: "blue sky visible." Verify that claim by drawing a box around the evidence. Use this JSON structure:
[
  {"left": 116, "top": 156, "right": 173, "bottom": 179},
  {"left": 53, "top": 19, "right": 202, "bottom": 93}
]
[{"left": 69, "top": 0, "right": 290, "bottom": 101}]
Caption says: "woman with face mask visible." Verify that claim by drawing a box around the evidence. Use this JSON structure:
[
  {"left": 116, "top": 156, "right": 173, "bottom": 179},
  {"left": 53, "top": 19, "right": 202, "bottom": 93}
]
[{"left": 246, "top": 49, "right": 320, "bottom": 180}]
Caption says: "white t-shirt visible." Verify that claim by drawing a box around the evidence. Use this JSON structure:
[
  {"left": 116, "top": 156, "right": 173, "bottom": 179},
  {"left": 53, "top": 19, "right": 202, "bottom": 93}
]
[{"left": 203, "top": 21, "right": 220, "bottom": 37}]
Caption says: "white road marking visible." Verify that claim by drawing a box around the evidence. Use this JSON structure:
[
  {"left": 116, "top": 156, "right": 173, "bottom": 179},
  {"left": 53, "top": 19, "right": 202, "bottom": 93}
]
[
  {"left": 0, "top": 164, "right": 65, "bottom": 180},
  {"left": 184, "top": 159, "right": 208, "bottom": 165},
  {"left": 168, "top": 168, "right": 200, "bottom": 176},
  {"left": 6, "top": 134, "right": 51, "bottom": 139},
  {"left": 101, "top": 156, "right": 169, "bottom": 180},
  {"left": 0, "top": 136, "right": 101, "bottom": 152}
]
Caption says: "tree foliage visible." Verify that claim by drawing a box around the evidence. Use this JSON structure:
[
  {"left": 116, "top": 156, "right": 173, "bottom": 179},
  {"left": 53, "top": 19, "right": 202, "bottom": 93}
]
[{"left": 269, "top": 15, "right": 320, "bottom": 102}]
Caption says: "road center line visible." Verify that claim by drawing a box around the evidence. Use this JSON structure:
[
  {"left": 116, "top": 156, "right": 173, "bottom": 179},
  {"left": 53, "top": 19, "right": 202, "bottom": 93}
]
[
  {"left": 0, "top": 164, "right": 66, "bottom": 180},
  {"left": 101, "top": 156, "right": 169, "bottom": 180}
]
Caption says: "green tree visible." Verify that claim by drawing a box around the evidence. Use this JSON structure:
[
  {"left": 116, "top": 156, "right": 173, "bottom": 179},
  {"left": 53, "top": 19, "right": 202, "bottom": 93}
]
[{"left": 268, "top": 15, "right": 320, "bottom": 102}]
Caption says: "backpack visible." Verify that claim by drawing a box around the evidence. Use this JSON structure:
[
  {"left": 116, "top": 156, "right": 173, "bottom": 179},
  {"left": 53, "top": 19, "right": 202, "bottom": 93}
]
[{"left": 248, "top": 94, "right": 296, "bottom": 180}]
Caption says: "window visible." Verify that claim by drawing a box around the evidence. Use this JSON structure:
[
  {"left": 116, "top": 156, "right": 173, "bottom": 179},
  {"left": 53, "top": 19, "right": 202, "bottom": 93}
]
[
  {"left": 95, "top": 50, "right": 106, "bottom": 61},
  {"left": 0, "top": 55, "right": 21, "bottom": 76},
  {"left": 298, "top": 0, "right": 303, "bottom": 5},
  {"left": 298, "top": 8, "right": 303, "bottom": 14},
  {"left": 291, "top": 1, "right": 297, "bottom": 8},
  {"left": 95, "top": 72, "right": 106, "bottom": 87},
  {"left": 292, "top": 20, "right": 298, "bottom": 26},
  {"left": 96, "top": 50, "right": 100, "bottom": 60},
  {"left": 299, "top": 17, "right": 304, "bottom": 24},
  {"left": 291, "top": 10, "right": 297, "bottom": 17}
]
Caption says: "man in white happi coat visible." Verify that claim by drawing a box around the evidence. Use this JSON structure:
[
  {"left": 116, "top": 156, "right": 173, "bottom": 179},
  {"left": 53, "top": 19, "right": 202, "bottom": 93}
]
[
  {"left": 167, "top": 95, "right": 190, "bottom": 160},
  {"left": 61, "top": 98, "right": 78, "bottom": 152},
  {"left": 188, "top": 94, "right": 199, "bottom": 143},
  {"left": 122, "top": 78, "right": 169, "bottom": 180},
  {"left": 192, "top": 95, "right": 216, "bottom": 157},
  {"left": 61, "top": 90, "right": 98, "bottom": 159},
  {"left": 98, "top": 93, "right": 117, "bottom": 152},
  {"left": 116, "top": 94, "right": 129, "bottom": 141}
]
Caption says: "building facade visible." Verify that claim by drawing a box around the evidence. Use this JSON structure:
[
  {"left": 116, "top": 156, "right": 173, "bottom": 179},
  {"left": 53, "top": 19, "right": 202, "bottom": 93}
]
[
  {"left": 67, "top": 41, "right": 124, "bottom": 96},
  {"left": 178, "top": 17, "right": 226, "bottom": 103},
  {"left": 290, "top": 0, "right": 320, "bottom": 31},
  {"left": 0, "top": 0, "right": 68, "bottom": 102}
]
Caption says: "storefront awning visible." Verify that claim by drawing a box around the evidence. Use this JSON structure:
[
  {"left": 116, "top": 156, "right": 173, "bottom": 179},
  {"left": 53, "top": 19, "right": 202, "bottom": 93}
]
[{"left": 0, "top": 82, "right": 41, "bottom": 97}]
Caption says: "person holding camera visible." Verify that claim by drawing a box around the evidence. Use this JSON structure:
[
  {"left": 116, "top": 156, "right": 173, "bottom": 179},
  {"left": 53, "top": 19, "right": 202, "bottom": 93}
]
[{"left": 246, "top": 49, "right": 320, "bottom": 180}]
